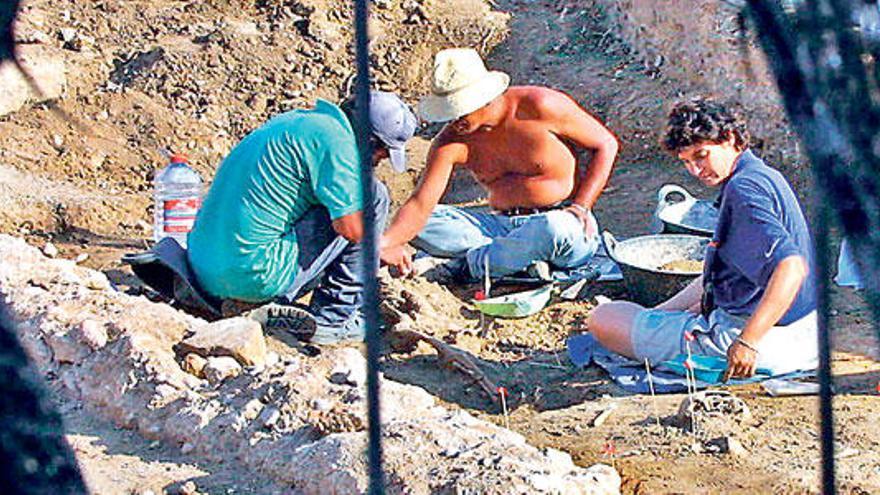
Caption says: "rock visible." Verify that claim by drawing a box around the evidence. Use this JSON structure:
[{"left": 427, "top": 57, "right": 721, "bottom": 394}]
[
  {"left": 179, "top": 481, "right": 198, "bottom": 495},
  {"left": 59, "top": 27, "right": 77, "bottom": 43},
  {"left": 45, "top": 331, "right": 88, "bottom": 363},
  {"left": 704, "top": 436, "right": 748, "bottom": 457},
  {"left": 675, "top": 390, "right": 751, "bottom": 430},
  {"left": 77, "top": 319, "right": 108, "bottom": 350},
  {"left": 229, "top": 20, "right": 260, "bottom": 36},
  {"left": 42, "top": 242, "right": 58, "bottom": 258},
  {"left": 726, "top": 437, "right": 748, "bottom": 457},
  {"left": 591, "top": 403, "right": 619, "bottom": 427},
  {"left": 182, "top": 353, "right": 208, "bottom": 378},
  {"left": 259, "top": 406, "right": 281, "bottom": 429},
  {"left": 74, "top": 253, "right": 89, "bottom": 264},
  {"left": 83, "top": 271, "right": 111, "bottom": 290},
  {"left": 328, "top": 347, "right": 366, "bottom": 388},
  {"left": 311, "top": 398, "right": 332, "bottom": 412},
  {"left": 203, "top": 356, "right": 242, "bottom": 384},
  {"left": 265, "top": 351, "right": 280, "bottom": 368},
  {"left": 178, "top": 317, "right": 267, "bottom": 367},
  {"left": 153, "top": 384, "right": 179, "bottom": 406},
  {"left": 246, "top": 93, "right": 268, "bottom": 113},
  {"left": 582, "top": 463, "right": 622, "bottom": 495},
  {"left": 242, "top": 398, "right": 264, "bottom": 421},
  {"left": 0, "top": 45, "right": 67, "bottom": 117}
]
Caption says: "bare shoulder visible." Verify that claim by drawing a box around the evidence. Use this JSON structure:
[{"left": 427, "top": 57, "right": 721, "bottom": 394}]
[{"left": 510, "top": 86, "right": 584, "bottom": 119}]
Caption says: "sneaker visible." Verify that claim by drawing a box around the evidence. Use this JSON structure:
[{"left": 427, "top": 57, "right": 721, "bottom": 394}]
[{"left": 247, "top": 303, "right": 317, "bottom": 339}]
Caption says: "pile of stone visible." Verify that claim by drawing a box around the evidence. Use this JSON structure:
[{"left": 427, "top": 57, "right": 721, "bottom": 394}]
[{"left": 0, "top": 234, "right": 620, "bottom": 494}]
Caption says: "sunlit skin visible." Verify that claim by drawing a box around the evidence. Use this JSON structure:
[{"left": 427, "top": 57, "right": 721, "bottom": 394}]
[
  {"left": 380, "top": 86, "right": 619, "bottom": 275},
  {"left": 588, "top": 130, "right": 808, "bottom": 381},
  {"left": 676, "top": 134, "right": 743, "bottom": 187},
  {"left": 448, "top": 99, "right": 500, "bottom": 135}
]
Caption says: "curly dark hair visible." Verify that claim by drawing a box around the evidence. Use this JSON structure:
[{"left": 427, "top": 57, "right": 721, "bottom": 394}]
[{"left": 661, "top": 98, "right": 750, "bottom": 153}]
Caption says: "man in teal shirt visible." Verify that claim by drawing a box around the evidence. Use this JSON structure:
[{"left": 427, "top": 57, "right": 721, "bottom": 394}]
[{"left": 188, "top": 91, "right": 417, "bottom": 344}]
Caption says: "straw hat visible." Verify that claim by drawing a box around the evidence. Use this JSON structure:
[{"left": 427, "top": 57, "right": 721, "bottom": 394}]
[{"left": 418, "top": 48, "right": 510, "bottom": 123}]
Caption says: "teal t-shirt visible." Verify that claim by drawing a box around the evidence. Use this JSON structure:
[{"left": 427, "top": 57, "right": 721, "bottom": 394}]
[{"left": 187, "top": 100, "right": 363, "bottom": 302}]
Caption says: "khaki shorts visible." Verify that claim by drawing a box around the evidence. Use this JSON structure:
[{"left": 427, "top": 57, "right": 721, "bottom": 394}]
[{"left": 631, "top": 307, "right": 818, "bottom": 375}]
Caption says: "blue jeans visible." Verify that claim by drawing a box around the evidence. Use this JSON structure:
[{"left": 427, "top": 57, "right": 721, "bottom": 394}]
[
  {"left": 411, "top": 204, "right": 600, "bottom": 279},
  {"left": 276, "top": 179, "right": 389, "bottom": 328}
]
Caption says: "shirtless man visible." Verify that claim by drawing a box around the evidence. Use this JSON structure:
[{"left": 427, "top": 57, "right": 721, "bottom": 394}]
[{"left": 380, "top": 48, "right": 619, "bottom": 281}]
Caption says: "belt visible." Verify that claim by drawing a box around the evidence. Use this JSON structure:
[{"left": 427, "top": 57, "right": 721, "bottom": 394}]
[{"left": 496, "top": 202, "right": 565, "bottom": 217}]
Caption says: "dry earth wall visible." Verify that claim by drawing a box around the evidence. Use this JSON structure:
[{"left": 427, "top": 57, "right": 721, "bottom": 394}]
[
  {"left": 599, "top": 0, "right": 809, "bottom": 186},
  {"left": 0, "top": 234, "right": 621, "bottom": 494}
]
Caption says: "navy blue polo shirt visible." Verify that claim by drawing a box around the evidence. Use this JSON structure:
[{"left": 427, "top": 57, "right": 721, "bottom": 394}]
[{"left": 706, "top": 150, "right": 816, "bottom": 324}]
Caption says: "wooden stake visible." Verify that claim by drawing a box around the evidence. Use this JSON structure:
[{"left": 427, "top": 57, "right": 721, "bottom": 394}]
[
  {"left": 497, "top": 386, "right": 510, "bottom": 429},
  {"left": 645, "top": 358, "right": 661, "bottom": 428},
  {"left": 683, "top": 332, "right": 699, "bottom": 438},
  {"left": 480, "top": 255, "right": 491, "bottom": 336}
]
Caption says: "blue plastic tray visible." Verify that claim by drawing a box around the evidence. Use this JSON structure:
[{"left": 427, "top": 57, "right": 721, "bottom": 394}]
[{"left": 661, "top": 354, "right": 772, "bottom": 384}]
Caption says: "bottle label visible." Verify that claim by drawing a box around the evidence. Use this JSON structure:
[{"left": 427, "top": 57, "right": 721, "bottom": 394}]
[{"left": 163, "top": 198, "right": 201, "bottom": 233}]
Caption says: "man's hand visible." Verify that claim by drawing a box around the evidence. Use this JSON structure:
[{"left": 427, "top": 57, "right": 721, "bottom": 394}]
[
  {"left": 380, "top": 244, "right": 414, "bottom": 278},
  {"left": 723, "top": 339, "right": 758, "bottom": 381},
  {"left": 565, "top": 204, "right": 597, "bottom": 239}
]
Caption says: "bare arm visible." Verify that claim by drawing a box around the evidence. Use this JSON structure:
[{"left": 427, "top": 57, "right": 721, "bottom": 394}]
[
  {"left": 332, "top": 211, "right": 364, "bottom": 243},
  {"left": 724, "top": 255, "right": 808, "bottom": 380},
  {"left": 539, "top": 91, "right": 619, "bottom": 210},
  {"left": 380, "top": 139, "right": 461, "bottom": 250}
]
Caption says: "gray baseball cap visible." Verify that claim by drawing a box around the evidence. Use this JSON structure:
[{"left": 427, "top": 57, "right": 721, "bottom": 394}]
[{"left": 369, "top": 90, "right": 418, "bottom": 172}]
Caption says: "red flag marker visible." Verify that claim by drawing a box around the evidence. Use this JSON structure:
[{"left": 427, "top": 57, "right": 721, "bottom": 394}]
[
  {"left": 684, "top": 359, "right": 694, "bottom": 370},
  {"left": 876, "top": 382, "right": 880, "bottom": 394},
  {"left": 603, "top": 441, "right": 616, "bottom": 455},
  {"left": 684, "top": 331, "right": 695, "bottom": 342},
  {"left": 475, "top": 290, "right": 486, "bottom": 301}
]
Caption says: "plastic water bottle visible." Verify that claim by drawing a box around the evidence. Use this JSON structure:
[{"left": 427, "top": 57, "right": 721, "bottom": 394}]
[{"left": 153, "top": 153, "right": 203, "bottom": 248}]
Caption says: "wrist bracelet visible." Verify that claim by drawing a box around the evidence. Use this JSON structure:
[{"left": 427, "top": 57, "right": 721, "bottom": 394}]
[
  {"left": 568, "top": 203, "right": 589, "bottom": 215},
  {"left": 735, "top": 337, "right": 759, "bottom": 354}
]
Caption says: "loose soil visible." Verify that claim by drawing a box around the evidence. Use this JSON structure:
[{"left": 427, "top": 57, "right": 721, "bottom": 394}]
[{"left": 3, "top": 0, "right": 879, "bottom": 494}]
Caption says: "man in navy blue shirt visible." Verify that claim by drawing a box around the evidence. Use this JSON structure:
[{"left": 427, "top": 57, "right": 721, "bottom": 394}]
[{"left": 588, "top": 98, "right": 817, "bottom": 379}]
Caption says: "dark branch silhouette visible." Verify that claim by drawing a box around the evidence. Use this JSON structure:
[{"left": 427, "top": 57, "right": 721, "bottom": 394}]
[
  {"left": 2, "top": 0, "right": 82, "bottom": 128},
  {"left": 0, "top": 3, "right": 87, "bottom": 493},
  {"left": 741, "top": 2, "right": 880, "bottom": 492}
]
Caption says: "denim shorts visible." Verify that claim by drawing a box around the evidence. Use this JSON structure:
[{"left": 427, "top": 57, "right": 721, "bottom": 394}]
[{"left": 631, "top": 308, "right": 818, "bottom": 375}]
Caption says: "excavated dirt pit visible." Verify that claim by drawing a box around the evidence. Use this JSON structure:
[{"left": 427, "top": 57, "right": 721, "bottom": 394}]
[{"left": 2, "top": 0, "right": 880, "bottom": 494}]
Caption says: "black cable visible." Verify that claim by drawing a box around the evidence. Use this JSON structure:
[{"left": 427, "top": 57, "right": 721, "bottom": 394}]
[
  {"left": 813, "top": 193, "right": 837, "bottom": 495},
  {"left": 351, "top": 0, "right": 386, "bottom": 493}
]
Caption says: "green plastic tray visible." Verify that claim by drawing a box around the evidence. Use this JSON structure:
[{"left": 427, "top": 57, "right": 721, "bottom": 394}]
[{"left": 473, "top": 285, "right": 553, "bottom": 318}]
